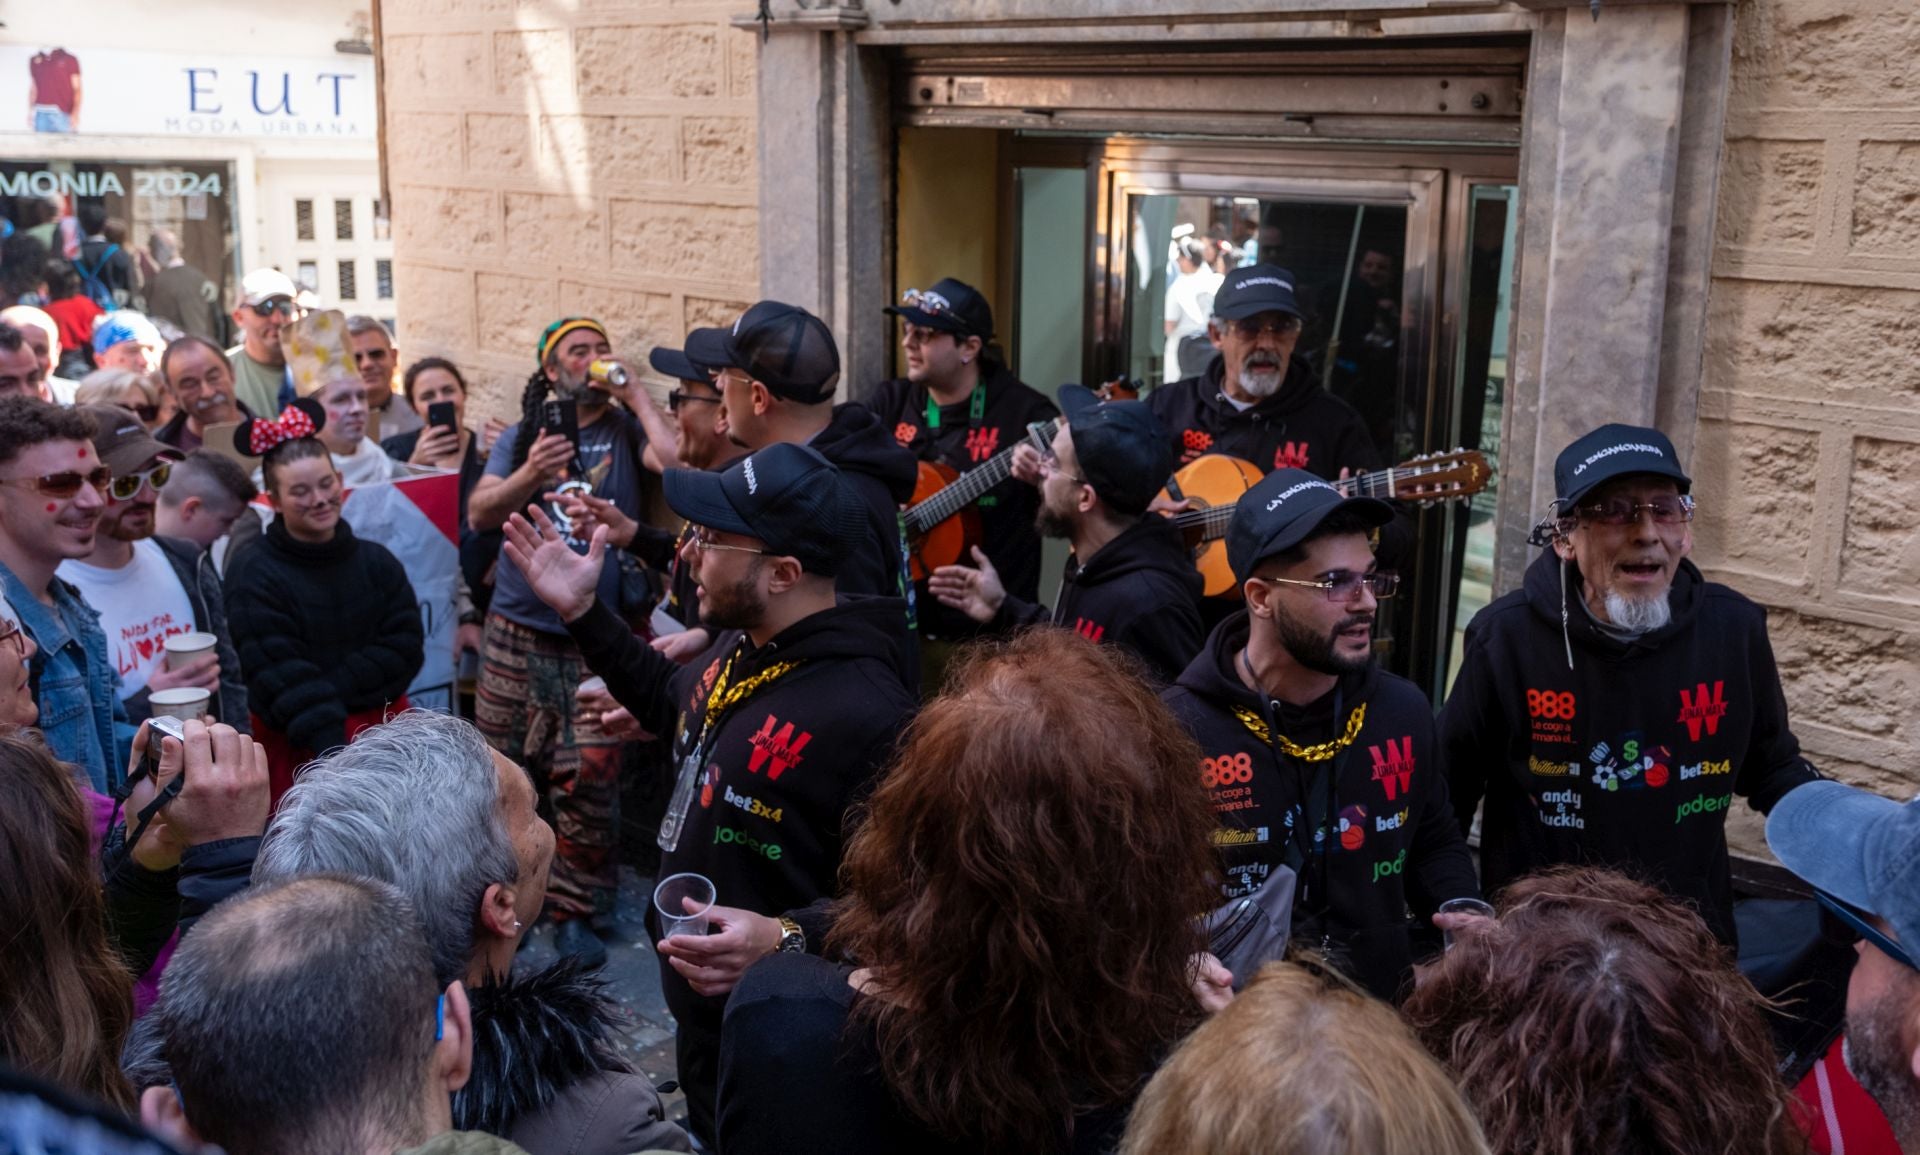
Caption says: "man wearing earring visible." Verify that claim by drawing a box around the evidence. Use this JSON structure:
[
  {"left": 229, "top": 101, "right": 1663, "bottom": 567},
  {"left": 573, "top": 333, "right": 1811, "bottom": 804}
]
[
  {"left": 58, "top": 406, "right": 248, "bottom": 730},
  {"left": 1162, "top": 467, "right": 1480, "bottom": 1001},
  {"left": 1438, "top": 424, "right": 1817, "bottom": 950},
  {"left": 868, "top": 278, "right": 1057, "bottom": 679}
]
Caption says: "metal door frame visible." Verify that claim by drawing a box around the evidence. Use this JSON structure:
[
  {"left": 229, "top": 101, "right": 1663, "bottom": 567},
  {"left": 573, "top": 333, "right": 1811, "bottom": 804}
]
[{"left": 1086, "top": 138, "right": 1518, "bottom": 697}]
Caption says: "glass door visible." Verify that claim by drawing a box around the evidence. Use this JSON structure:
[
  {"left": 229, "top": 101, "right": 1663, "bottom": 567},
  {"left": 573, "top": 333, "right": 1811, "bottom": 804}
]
[{"left": 1084, "top": 141, "right": 1515, "bottom": 700}]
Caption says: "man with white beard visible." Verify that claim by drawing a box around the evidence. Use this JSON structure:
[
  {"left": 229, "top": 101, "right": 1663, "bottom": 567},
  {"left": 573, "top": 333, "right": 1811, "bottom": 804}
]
[
  {"left": 1146, "top": 264, "right": 1385, "bottom": 480},
  {"left": 1438, "top": 424, "right": 1818, "bottom": 950}
]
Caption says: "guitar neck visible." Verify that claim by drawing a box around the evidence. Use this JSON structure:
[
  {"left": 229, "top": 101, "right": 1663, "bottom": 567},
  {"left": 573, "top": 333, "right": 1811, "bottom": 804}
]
[
  {"left": 1173, "top": 466, "right": 1401, "bottom": 537},
  {"left": 906, "top": 419, "right": 1057, "bottom": 532}
]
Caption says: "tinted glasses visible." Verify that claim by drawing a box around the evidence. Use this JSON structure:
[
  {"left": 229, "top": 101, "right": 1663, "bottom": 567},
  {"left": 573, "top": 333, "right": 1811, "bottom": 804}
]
[
  {"left": 0, "top": 467, "right": 112, "bottom": 498},
  {"left": 1257, "top": 570, "right": 1400, "bottom": 602},
  {"left": 668, "top": 390, "right": 722, "bottom": 413},
  {"left": 110, "top": 462, "right": 172, "bottom": 501},
  {"left": 1576, "top": 494, "right": 1695, "bottom": 526}
]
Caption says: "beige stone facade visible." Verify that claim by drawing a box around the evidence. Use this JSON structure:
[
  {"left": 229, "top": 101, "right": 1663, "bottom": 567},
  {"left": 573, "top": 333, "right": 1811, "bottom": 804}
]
[
  {"left": 1695, "top": 0, "right": 1920, "bottom": 853},
  {"left": 377, "top": 0, "right": 1919, "bottom": 860},
  {"left": 378, "top": 0, "right": 757, "bottom": 417}
]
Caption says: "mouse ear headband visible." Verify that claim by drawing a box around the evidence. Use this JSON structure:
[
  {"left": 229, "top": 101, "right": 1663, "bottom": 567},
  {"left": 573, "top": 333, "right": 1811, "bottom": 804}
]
[{"left": 233, "top": 398, "right": 327, "bottom": 458}]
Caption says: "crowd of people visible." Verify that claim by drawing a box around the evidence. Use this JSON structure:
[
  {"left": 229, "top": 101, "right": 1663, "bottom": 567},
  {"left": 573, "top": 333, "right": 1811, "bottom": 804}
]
[{"left": 0, "top": 233, "right": 1914, "bottom": 1155}]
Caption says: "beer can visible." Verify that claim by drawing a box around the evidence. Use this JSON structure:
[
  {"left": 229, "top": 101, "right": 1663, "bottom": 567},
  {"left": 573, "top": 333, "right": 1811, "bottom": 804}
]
[{"left": 588, "top": 360, "right": 630, "bottom": 388}]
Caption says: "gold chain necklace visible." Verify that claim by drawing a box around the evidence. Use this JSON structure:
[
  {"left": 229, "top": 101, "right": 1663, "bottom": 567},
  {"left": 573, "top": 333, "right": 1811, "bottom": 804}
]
[
  {"left": 696, "top": 648, "right": 800, "bottom": 749},
  {"left": 1232, "top": 702, "right": 1367, "bottom": 762}
]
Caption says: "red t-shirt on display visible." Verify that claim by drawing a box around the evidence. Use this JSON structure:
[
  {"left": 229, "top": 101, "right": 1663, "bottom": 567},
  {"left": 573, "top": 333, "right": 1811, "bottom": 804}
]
[{"left": 30, "top": 50, "right": 81, "bottom": 113}]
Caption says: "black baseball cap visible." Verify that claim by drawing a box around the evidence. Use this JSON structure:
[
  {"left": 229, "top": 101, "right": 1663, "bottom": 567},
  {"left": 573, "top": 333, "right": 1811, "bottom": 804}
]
[
  {"left": 1211, "top": 264, "right": 1304, "bottom": 321},
  {"left": 1057, "top": 384, "right": 1173, "bottom": 516},
  {"left": 662, "top": 442, "right": 859, "bottom": 577},
  {"left": 647, "top": 327, "right": 727, "bottom": 382},
  {"left": 884, "top": 277, "right": 995, "bottom": 340},
  {"left": 1226, "top": 468, "right": 1393, "bottom": 582},
  {"left": 714, "top": 301, "right": 841, "bottom": 404},
  {"left": 1553, "top": 423, "right": 1692, "bottom": 510}
]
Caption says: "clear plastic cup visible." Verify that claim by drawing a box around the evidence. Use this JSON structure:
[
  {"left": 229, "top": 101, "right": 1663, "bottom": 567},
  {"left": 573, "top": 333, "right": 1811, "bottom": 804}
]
[
  {"left": 1438, "top": 896, "right": 1497, "bottom": 951},
  {"left": 653, "top": 872, "right": 716, "bottom": 940}
]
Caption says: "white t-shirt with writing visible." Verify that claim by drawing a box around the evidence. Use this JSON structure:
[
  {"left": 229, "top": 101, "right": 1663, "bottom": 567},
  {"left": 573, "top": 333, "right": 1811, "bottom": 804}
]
[{"left": 59, "top": 540, "right": 198, "bottom": 699}]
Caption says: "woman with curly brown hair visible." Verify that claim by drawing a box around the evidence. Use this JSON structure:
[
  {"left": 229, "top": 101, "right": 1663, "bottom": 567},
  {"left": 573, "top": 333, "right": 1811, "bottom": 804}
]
[
  {"left": 715, "top": 628, "right": 1222, "bottom": 1154},
  {"left": 1402, "top": 866, "right": 1806, "bottom": 1155}
]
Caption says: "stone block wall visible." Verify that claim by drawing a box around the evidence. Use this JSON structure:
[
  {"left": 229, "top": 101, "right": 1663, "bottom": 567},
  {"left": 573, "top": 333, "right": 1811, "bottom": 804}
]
[
  {"left": 378, "top": 0, "right": 758, "bottom": 419},
  {"left": 1698, "top": 0, "right": 1920, "bottom": 852}
]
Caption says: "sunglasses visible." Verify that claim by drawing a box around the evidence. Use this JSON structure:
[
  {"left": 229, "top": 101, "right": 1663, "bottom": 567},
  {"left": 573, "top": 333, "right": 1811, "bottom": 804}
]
[
  {"left": 1257, "top": 570, "right": 1401, "bottom": 602},
  {"left": 667, "top": 390, "right": 722, "bottom": 413},
  {"left": 130, "top": 404, "right": 161, "bottom": 423},
  {"left": 110, "top": 462, "right": 172, "bottom": 501},
  {"left": 1817, "top": 890, "right": 1916, "bottom": 972},
  {"left": 900, "top": 288, "right": 953, "bottom": 315},
  {"left": 248, "top": 298, "right": 301, "bottom": 318},
  {"left": 0, "top": 466, "right": 112, "bottom": 498},
  {"left": 1575, "top": 494, "right": 1695, "bottom": 526}
]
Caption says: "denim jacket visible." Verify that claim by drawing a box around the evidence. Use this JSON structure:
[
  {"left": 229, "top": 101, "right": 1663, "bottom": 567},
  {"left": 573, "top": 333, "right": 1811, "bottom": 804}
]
[{"left": 0, "top": 560, "right": 128, "bottom": 792}]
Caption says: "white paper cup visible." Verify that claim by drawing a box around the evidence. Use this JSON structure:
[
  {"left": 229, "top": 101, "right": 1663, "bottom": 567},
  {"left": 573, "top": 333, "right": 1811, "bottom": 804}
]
[
  {"left": 164, "top": 632, "right": 219, "bottom": 669},
  {"left": 150, "top": 686, "right": 212, "bottom": 721}
]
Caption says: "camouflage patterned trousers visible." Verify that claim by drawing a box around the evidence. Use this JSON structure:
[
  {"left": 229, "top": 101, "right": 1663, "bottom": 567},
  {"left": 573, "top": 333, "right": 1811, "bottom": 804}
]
[{"left": 476, "top": 614, "right": 624, "bottom": 924}]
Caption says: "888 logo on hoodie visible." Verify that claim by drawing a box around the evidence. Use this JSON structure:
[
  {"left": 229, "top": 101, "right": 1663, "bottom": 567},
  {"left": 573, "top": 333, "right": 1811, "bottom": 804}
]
[{"left": 1527, "top": 688, "right": 1577, "bottom": 745}]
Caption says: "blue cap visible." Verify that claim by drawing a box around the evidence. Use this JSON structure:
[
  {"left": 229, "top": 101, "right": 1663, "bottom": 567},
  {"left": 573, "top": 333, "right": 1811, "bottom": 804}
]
[
  {"left": 1553, "top": 423, "right": 1692, "bottom": 510},
  {"left": 662, "top": 442, "right": 861, "bottom": 577},
  {"left": 1767, "top": 781, "right": 1920, "bottom": 956},
  {"left": 1210, "top": 264, "right": 1303, "bottom": 322},
  {"left": 1226, "top": 468, "right": 1393, "bottom": 583},
  {"left": 92, "top": 310, "right": 162, "bottom": 355}
]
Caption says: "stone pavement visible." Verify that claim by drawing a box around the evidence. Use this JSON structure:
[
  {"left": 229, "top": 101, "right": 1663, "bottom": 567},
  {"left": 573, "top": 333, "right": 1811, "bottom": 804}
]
[{"left": 512, "top": 866, "right": 687, "bottom": 1129}]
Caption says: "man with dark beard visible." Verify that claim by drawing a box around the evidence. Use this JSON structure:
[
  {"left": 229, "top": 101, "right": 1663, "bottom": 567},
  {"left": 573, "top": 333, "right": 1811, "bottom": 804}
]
[
  {"left": 468, "top": 317, "right": 649, "bottom": 968},
  {"left": 1767, "top": 782, "right": 1920, "bottom": 1150},
  {"left": 1162, "top": 468, "right": 1479, "bottom": 1001},
  {"left": 1438, "top": 424, "right": 1817, "bottom": 950},
  {"left": 927, "top": 385, "right": 1202, "bottom": 682},
  {"left": 500, "top": 442, "right": 916, "bottom": 1149}
]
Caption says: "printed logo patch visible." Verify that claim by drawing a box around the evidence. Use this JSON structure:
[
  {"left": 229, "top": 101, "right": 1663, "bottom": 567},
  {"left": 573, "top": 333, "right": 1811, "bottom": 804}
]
[
  {"left": 1527, "top": 688, "right": 1577, "bottom": 746},
  {"left": 1678, "top": 681, "right": 1729, "bottom": 742},
  {"left": 747, "top": 714, "right": 812, "bottom": 781},
  {"left": 1273, "top": 441, "right": 1310, "bottom": 470},
  {"left": 1368, "top": 737, "right": 1415, "bottom": 801},
  {"left": 965, "top": 426, "right": 1000, "bottom": 462},
  {"left": 894, "top": 422, "right": 917, "bottom": 447}
]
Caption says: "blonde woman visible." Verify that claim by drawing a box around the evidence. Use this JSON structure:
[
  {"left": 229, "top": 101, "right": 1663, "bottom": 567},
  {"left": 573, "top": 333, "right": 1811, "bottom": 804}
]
[
  {"left": 74, "top": 367, "right": 170, "bottom": 431},
  {"left": 1121, "top": 962, "right": 1491, "bottom": 1155}
]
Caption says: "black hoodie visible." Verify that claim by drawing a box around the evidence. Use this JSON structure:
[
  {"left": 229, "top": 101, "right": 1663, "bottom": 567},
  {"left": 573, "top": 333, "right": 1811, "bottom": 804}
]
[
  {"left": 996, "top": 514, "right": 1204, "bottom": 684},
  {"left": 1438, "top": 553, "right": 1818, "bottom": 947},
  {"left": 565, "top": 594, "right": 917, "bottom": 1030},
  {"left": 868, "top": 362, "right": 1060, "bottom": 638},
  {"left": 1148, "top": 353, "right": 1381, "bottom": 478},
  {"left": 810, "top": 403, "right": 920, "bottom": 606},
  {"left": 1163, "top": 611, "right": 1478, "bottom": 1000}
]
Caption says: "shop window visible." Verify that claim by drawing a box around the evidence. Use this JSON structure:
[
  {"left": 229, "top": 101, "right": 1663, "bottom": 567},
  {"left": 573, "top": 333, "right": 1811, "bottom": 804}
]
[
  {"left": 338, "top": 259, "right": 358, "bottom": 301},
  {"left": 335, "top": 199, "right": 354, "bottom": 241},
  {"left": 376, "top": 259, "right": 394, "bottom": 300},
  {"left": 295, "top": 199, "right": 314, "bottom": 241}
]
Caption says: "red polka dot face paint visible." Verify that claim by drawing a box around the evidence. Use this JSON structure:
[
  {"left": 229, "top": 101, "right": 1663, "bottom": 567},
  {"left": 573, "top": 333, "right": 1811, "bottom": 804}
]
[
  {"left": 45, "top": 504, "right": 56, "bottom": 513},
  {"left": 77, "top": 447, "right": 87, "bottom": 458}
]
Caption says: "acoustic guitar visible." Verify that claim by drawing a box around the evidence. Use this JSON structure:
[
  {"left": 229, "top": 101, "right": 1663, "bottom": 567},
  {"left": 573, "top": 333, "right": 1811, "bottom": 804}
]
[
  {"left": 1165, "top": 449, "right": 1493, "bottom": 597},
  {"left": 904, "top": 419, "right": 1061, "bottom": 580}
]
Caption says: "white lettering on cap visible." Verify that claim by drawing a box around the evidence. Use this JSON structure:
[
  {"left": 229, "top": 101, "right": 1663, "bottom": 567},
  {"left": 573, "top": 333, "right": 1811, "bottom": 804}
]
[
  {"left": 1265, "top": 479, "right": 1337, "bottom": 512},
  {"left": 1572, "top": 441, "right": 1666, "bottom": 476},
  {"left": 743, "top": 456, "right": 759, "bottom": 494},
  {"left": 1235, "top": 276, "right": 1294, "bottom": 293}
]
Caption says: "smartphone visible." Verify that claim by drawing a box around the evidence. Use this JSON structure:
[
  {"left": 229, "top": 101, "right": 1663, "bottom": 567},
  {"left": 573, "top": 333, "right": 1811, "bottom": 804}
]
[
  {"left": 541, "top": 398, "right": 579, "bottom": 449},
  {"left": 427, "top": 400, "right": 457, "bottom": 433}
]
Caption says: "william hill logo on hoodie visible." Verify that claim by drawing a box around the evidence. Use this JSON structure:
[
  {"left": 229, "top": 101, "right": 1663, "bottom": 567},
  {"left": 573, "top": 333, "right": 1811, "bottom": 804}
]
[
  {"left": 1678, "top": 681, "right": 1730, "bottom": 742},
  {"left": 1369, "top": 738, "right": 1415, "bottom": 801}
]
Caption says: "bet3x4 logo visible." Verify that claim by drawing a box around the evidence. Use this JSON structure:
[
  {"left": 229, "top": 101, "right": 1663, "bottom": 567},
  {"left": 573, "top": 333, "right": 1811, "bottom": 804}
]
[
  {"left": 1527, "top": 689, "right": 1577, "bottom": 720},
  {"left": 1202, "top": 752, "right": 1255, "bottom": 789}
]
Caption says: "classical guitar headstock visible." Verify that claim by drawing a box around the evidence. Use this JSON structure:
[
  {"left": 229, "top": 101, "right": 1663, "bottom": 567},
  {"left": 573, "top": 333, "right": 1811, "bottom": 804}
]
[{"left": 1377, "top": 449, "right": 1493, "bottom": 504}]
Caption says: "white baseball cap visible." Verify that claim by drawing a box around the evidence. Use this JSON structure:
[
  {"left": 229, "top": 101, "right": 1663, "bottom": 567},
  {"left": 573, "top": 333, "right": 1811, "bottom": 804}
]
[{"left": 238, "top": 268, "right": 299, "bottom": 307}]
